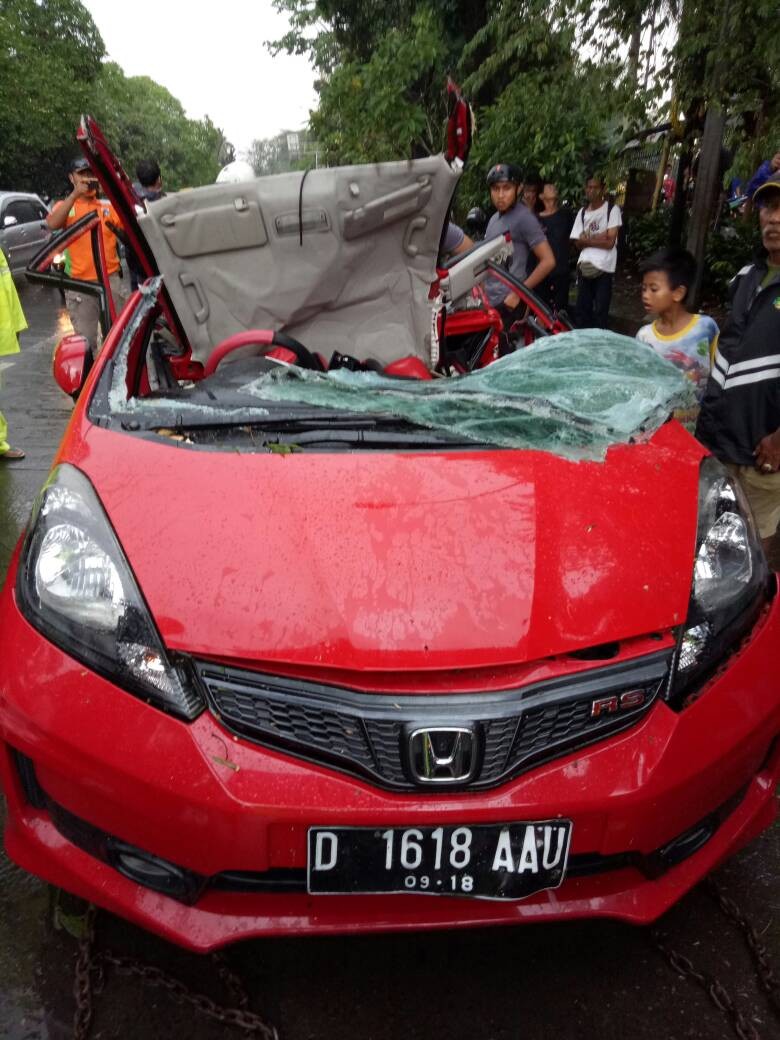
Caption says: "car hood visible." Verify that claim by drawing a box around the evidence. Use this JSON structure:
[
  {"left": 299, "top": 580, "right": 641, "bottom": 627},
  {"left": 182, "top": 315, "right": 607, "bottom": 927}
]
[{"left": 74, "top": 421, "right": 703, "bottom": 674}]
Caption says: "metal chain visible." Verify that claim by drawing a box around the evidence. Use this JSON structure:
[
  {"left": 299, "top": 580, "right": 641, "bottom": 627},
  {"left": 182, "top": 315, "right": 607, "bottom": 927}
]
[
  {"left": 72, "top": 904, "right": 97, "bottom": 1040},
  {"left": 101, "top": 951, "right": 279, "bottom": 1037},
  {"left": 704, "top": 878, "right": 780, "bottom": 1021},
  {"left": 212, "top": 950, "right": 250, "bottom": 1010},
  {"left": 69, "top": 903, "right": 279, "bottom": 1040},
  {"left": 650, "top": 928, "right": 763, "bottom": 1040}
]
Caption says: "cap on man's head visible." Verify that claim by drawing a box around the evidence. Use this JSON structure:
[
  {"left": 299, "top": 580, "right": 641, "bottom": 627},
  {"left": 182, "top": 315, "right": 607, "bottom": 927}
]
[
  {"left": 69, "top": 156, "right": 92, "bottom": 173},
  {"left": 753, "top": 172, "right": 780, "bottom": 205}
]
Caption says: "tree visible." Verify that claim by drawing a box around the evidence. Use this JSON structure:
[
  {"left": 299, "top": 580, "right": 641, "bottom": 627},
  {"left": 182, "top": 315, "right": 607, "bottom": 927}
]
[
  {"left": 92, "top": 63, "right": 224, "bottom": 190},
  {"left": 269, "top": 0, "right": 490, "bottom": 165},
  {"left": 248, "top": 130, "right": 313, "bottom": 176},
  {"left": 458, "top": 2, "right": 625, "bottom": 206},
  {"left": 580, "top": 0, "right": 780, "bottom": 302},
  {"left": 0, "top": 0, "right": 105, "bottom": 194},
  {"left": 270, "top": 0, "right": 626, "bottom": 202},
  {"left": 309, "top": 7, "right": 451, "bottom": 164}
]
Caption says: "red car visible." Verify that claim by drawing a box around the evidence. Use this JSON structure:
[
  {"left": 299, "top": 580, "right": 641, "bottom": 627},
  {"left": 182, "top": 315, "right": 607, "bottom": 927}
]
[{"left": 1, "top": 118, "right": 778, "bottom": 952}]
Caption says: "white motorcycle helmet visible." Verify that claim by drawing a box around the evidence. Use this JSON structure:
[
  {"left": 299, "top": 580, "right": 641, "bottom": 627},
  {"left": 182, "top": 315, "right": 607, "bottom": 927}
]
[{"left": 216, "top": 160, "right": 255, "bottom": 184}]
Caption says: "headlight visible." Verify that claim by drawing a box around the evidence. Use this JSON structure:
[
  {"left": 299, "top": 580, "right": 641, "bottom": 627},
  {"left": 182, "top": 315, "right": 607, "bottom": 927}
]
[
  {"left": 17, "top": 465, "right": 204, "bottom": 720},
  {"left": 669, "top": 457, "right": 771, "bottom": 704}
]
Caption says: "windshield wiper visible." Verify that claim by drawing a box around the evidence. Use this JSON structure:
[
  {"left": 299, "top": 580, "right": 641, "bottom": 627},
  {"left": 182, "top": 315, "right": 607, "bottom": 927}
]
[{"left": 263, "top": 428, "right": 479, "bottom": 449}]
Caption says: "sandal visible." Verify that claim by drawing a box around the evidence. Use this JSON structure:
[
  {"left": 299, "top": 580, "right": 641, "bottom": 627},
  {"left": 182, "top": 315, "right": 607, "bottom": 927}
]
[{"left": 0, "top": 447, "right": 25, "bottom": 460}]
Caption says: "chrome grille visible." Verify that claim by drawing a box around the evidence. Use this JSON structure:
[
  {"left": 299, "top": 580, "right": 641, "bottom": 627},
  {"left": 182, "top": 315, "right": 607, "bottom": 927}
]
[{"left": 196, "top": 652, "right": 670, "bottom": 791}]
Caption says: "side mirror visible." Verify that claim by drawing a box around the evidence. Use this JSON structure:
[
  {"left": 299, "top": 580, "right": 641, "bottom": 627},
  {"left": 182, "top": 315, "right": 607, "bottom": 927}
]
[
  {"left": 3, "top": 215, "right": 18, "bottom": 228},
  {"left": 53, "top": 334, "right": 91, "bottom": 399}
]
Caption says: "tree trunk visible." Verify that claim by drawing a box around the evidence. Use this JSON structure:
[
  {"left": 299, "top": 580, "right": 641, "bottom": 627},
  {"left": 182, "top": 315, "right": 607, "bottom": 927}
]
[
  {"left": 669, "top": 140, "right": 691, "bottom": 247},
  {"left": 627, "top": 13, "right": 642, "bottom": 88},
  {"left": 683, "top": 0, "right": 732, "bottom": 308},
  {"left": 685, "top": 105, "right": 726, "bottom": 310}
]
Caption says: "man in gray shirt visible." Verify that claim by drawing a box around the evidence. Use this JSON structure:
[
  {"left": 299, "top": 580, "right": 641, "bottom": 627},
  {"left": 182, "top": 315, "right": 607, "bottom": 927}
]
[{"left": 483, "top": 163, "right": 555, "bottom": 322}]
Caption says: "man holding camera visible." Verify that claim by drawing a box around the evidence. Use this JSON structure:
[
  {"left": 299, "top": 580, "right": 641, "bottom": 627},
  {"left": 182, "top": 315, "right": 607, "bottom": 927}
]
[{"left": 46, "top": 156, "right": 128, "bottom": 354}]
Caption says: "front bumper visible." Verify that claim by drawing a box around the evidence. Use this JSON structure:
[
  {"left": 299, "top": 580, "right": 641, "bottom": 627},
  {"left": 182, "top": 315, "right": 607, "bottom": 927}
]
[{"left": 2, "top": 569, "right": 779, "bottom": 952}]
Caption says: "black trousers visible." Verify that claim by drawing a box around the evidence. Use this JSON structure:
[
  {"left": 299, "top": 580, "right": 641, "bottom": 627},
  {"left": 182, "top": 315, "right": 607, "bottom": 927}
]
[
  {"left": 574, "top": 270, "right": 613, "bottom": 329},
  {"left": 540, "top": 270, "right": 571, "bottom": 314}
]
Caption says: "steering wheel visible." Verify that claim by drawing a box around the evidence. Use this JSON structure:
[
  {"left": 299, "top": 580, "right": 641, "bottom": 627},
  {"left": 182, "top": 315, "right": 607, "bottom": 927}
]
[{"left": 204, "top": 330, "right": 322, "bottom": 377}]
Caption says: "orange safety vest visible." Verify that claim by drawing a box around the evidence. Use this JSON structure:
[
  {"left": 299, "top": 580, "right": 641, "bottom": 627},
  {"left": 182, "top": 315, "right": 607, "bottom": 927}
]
[{"left": 64, "top": 197, "right": 122, "bottom": 281}]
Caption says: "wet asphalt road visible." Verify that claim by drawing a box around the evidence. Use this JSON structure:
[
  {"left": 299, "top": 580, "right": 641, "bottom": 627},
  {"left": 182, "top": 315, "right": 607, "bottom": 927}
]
[{"left": 1, "top": 281, "right": 779, "bottom": 1040}]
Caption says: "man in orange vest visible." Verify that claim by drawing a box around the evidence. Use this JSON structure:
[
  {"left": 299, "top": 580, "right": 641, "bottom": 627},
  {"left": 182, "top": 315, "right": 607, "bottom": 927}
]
[{"left": 46, "top": 156, "right": 129, "bottom": 354}]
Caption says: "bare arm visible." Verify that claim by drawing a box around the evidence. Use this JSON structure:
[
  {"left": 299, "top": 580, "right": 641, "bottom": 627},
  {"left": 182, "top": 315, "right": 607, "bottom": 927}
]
[
  {"left": 451, "top": 233, "right": 474, "bottom": 255},
  {"left": 581, "top": 226, "right": 619, "bottom": 251},
  {"left": 523, "top": 239, "right": 555, "bottom": 290},
  {"left": 46, "top": 182, "right": 90, "bottom": 229},
  {"left": 503, "top": 239, "right": 556, "bottom": 308}
]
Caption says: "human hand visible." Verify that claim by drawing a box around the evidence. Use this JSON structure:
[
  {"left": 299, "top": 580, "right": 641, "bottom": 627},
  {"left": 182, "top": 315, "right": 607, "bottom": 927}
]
[
  {"left": 754, "top": 429, "right": 780, "bottom": 472},
  {"left": 771, "top": 152, "right": 780, "bottom": 172},
  {"left": 71, "top": 179, "right": 93, "bottom": 200},
  {"left": 504, "top": 292, "right": 521, "bottom": 310}
]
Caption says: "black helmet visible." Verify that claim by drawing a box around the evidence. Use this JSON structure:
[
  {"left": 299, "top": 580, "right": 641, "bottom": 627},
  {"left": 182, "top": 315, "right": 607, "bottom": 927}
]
[
  {"left": 464, "top": 205, "right": 487, "bottom": 236},
  {"left": 486, "top": 163, "right": 522, "bottom": 186}
]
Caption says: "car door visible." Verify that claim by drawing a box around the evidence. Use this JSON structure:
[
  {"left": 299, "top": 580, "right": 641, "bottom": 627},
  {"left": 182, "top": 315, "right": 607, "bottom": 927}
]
[
  {"left": 26, "top": 211, "right": 111, "bottom": 335},
  {"left": 1, "top": 197, "right": 50, "bottom": 272}
]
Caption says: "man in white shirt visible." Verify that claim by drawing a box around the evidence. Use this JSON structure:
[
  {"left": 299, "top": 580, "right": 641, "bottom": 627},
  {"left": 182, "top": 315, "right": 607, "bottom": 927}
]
[{"left": 570, "top": 175, "right": 622, "bottom": 328}]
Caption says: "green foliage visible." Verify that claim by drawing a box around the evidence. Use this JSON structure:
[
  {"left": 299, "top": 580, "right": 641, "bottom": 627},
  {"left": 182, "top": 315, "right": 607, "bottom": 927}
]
[
  {"left": 625, "top": 207, "right": 672, "bottom": 266},
  {"left": 92, "top": 63, "right": 224, "bottom": 191},
  {"left": 270, "top": 0, "right": 488, "bottom": 74},
  {"left": 0, "top": 0, "right": 105, "bottom": 194},
  {"left": 310, "top": 6, "right": 450, "bottom": 164},
  {"left": 458, "top": 4, "right": 624, "bottom": 210},
  {"left": 704, "top": 219, "right": 761, "bottom": 300},
  {"left": 0, "top": 0, "right": 224, "bottom": 196},
  {"left": 580, "top": 1, "right": 780, "bottom": 182},
  {"left": 625, "top": 205, "right": 762, "bottom": 301}
]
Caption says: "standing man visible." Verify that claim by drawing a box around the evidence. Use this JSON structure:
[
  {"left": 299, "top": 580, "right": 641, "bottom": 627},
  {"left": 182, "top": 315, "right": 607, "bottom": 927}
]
[
  {"left": 483, "top": 163, "right": 555, "bottom": 327},
  {"left": 46, "top": 157, "right": 128, "bottom": 355},
  {"left": 570, "top": 174, "right": 622, "bottom": 329},
  {"left": 135, "top": 158, "right": 164, "bottom": 204},
  {"left": 128, "top": 158, "right": 166, "bottom": 290},
  {"left": 522, "top": 172, "right": 544, "bottom": 214},
  {"left": 696, "top": 172, "right": 780, "bottom": 557},
  {"left": 538, "top": 182, "right": 573, "bottom": 313}
]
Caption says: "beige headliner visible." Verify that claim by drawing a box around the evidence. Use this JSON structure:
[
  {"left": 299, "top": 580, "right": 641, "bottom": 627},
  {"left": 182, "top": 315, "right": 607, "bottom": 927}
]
[{"left": 139, "top": 155, "right": 460, "bottom": 367}]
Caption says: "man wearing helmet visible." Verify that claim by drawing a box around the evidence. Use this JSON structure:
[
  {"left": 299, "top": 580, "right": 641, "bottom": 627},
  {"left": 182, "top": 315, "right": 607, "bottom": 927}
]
[{"left": 483, "top": 163, "right": 555, "bottom": 325}]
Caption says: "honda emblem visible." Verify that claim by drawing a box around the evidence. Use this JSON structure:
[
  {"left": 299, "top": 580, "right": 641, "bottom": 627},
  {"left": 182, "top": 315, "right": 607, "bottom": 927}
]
[{"left": 407, "top": 726, "right": 479, "bottom": 784}]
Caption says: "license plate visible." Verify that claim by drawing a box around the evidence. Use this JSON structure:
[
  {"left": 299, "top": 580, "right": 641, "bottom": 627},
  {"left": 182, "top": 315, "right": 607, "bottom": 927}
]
[{"left": 307, "top": 821, "right": 572, "bottom": 900}]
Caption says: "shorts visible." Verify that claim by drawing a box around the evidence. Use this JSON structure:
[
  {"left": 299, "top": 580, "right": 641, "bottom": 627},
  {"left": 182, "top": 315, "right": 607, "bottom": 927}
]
[{"left": 726, "top": 464, "right": 780, "bottom": 540}]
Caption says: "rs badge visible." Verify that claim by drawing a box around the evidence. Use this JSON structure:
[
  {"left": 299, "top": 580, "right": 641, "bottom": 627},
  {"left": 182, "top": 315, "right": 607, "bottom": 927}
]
[{"left": 590, "top": 689, "right": 647, "bottom": 718}]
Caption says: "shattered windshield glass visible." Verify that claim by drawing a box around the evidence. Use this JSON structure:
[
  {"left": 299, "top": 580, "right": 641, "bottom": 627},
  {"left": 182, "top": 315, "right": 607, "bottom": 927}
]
[
  {"left": 235, "top": 331, "right": 696, "bottom": 460},
  {"left": 107, "top": 323, "right": 696, "bottom": 460}
]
